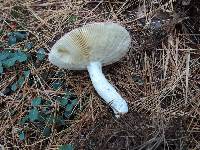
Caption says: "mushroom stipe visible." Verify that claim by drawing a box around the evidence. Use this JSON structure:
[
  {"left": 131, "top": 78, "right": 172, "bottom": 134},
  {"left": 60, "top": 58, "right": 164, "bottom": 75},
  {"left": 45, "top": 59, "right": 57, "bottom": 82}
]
[{"left": 48, "top": 22, "right": 131, "bottom": 118}]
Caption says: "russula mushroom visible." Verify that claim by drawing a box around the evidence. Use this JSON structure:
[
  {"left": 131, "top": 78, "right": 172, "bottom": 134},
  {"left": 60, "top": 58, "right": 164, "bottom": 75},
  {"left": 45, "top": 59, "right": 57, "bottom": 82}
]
[{"left": 48, "top": 22, "right": 131, "bottom": 117}]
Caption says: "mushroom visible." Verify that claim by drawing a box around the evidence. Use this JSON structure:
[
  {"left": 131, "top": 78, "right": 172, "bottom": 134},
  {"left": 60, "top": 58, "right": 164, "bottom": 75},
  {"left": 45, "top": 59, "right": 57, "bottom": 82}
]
[{"left": 48, "top": 22, "right": 131, "bottom": 117}]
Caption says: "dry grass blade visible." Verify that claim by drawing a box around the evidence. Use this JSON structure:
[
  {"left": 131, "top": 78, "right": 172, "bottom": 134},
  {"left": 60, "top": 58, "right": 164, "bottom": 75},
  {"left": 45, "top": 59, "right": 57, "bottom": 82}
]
[{"left": 185, "top": 49, "right": 190, "bottom": 105}]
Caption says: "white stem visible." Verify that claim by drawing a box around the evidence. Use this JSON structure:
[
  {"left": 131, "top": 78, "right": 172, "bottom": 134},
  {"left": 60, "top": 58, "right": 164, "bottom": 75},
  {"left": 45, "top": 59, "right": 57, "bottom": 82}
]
[{"left": 87, "top": 61, "right": 128, "bottom": 117}]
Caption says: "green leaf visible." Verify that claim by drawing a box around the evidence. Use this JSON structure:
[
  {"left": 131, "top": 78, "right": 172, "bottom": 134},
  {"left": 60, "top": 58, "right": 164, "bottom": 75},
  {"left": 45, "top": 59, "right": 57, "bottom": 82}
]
[
  {"left": 66, "top": 104, "right": 73, "bottom": 112},
  {"left": 45, "top": 115, "right": 54, "bottom": 124},
  {"left": 58, "top": 98, "right": 68, "bottom": 106},
  {"left": 132, "top": 75, "right": 144, "bottom": 85},
  {"left": 65, "top": 91, "right": 72, "bottom": 95},
  {"left": 2, "top": 57, "right": 16, "bottom": 68},
  {"left": 18, "top": 131, "right": 25, "bottom": 141},
  {"left": 23, "top": 70, "right": 30, "bottom": 77},
  {"left": 37, "top": 113, "right": 46, "bottom": 122},
  {"left": 25, "top": 42, "right": 33, "bottom": 50},
  {"left": 68, "top": 15, "right": 77, "bottom": 23},
  {"left": 29, "top": 108, "right": 39, "bottom": 122},
  {"left": 17, "top": 76, "right": 25, "bottom": 87},
  {"left": 42, "top": 127, "right": 51, "bottom": 137},
  {"left": 55, "top": 116, "right": 65, "bottom": 126},
  {"left": 13, "top": 31, "right": 27, "bottom": 41},
  {"left": 71, "top": 99, "right": 78, "bottom": 106},
  {"left": 64, "top": 111, "right": 71, "bottom": 118},
  {"left": 41, "top": 107, "right": 48, "bottom": 113},
  {"left": 52, "top": 81, "right": 62, "bottom": 90},
  {"left": 0, "top": 41, "right": 3, "bottom": 48},
  {"left": 8, "top": 35, "right": 17, "bottom": 46},
  {"left": 19, "top": 115, "right": 29, "bottom": 125},
  {"left": 59, "top": 144, "right": 74, "bottom": 150},
  {"left": 45, "top": 100, "right": 52, "bottom": 106},
  {"left": 15, "top": 51, "right": 27, "bottom": 62},
  {"left": 64, "top": 103, "right": 74, "bottom": 118},
  {"left": 36, "top": 48, "right": 45, "bottom": 61},
  {"left": 11, "top": 82, "right": 18, "bottom": 91},
  {"left": 0, "top": 62, "right": 3, "bottom": 74},
  {"left": 0, "top": 30, "right": 3, "bottom": 36},
  {"left": 57, "top": 71, "right": 65, "bottom": 77},
  {"left": 32, "top": 97, "right": 42, "bottom": 106},
  {"left": 63, "top": 91, "right": 72, "bottom": 99},
  {"left": 0, "top": 51, "right": 11, "bottom": 61}
]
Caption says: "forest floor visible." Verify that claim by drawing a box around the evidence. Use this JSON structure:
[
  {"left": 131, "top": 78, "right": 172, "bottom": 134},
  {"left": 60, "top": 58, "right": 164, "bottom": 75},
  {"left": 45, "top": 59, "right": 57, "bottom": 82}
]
[{"left": 0, "top": 0, "right": 200, "bottom": 149}]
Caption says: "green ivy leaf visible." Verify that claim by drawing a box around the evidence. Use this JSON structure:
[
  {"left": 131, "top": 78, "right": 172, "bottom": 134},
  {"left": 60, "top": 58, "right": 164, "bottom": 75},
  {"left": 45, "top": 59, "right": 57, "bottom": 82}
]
[
  {"left": 18, "top": 131, "right": 25, "bottom": 141},
  {"left": 13, "top": 31, "right": 27, "bottom": 41},
  {"left": 64, "top": 111, "right": 71, "bottom": 118},
  {"left": 71, "top": 99, "right": 78, "bottom": 106},
  {"left": 31, "top": 97, "right": 42, "bottom": 106},
  {"left": 42, "top": 127, "right": 51, "bottom": 137},
  {"left": 18, "top": 115, "right": 29, "bottom": 125},
  {"left": 64, "top": 91, "right": 72, "bottom": 97},
  {"left": 17, "top": 76, "right": 25, "bottom": 87},
  {"left": 55, "top": 116, "right": 65, "bottom": 126},
  {"left": 52, "top": 81, "right": 62, "bottom": 90},
  {"left": 132, "top": 75, "right": 144, "bottom": 85},
  {"left": 36, "top": 48, "right": 46, "bottom": 61},
  {"left": 29, "top": 108, "right": 39, "bottom": 122},
  {"left": 8, "top": 35, "right": 17, "bottom": 46},
  {"left": 11, "top": 82, "right": 18, "bottom": 91},
  {"left": 0, "top": 51, "right": 11, "bottom": 61},
  {"left": 58, "top": 98, "right": 68, "bottom": 106},
  {"left": 0, "top": 41, "right": 3, "bottom": 49},
  {"left": 0, "top": 62, "right": 3, "bottom": 74},
  {"left": 45, "top": 115, "right": 54, "bottom": 124},
  {"left": 68, "top": 15, "right": 77, "bottom": 23},
  {"left": 59, "top": 144, "right": 74, "bottom": 150},
  {"left": 2, "top": 57, "right": 16, "bottom": 68},
  {"left": 66, "top": 103, "right": 73, "bottom": 112},
  {"left": 25, "top": 42, "right": 33, "bottom": 50},
  {"left": 0, "top": 30, "right": 3, "bottom": 36},
  {"left": 23, "top": 70, "right": 30, "bottom": 77},
  {"left": 15, "top": 51, "right": 27, "bottom": 62},
  {"left": 57, "top": 71, "right": 65, "bottom": 77},
  {"left": 45, "top": 100, "right": 52, "bottom": 106},
  {"left": 64, "top": 103, "right": 75, "bottom": 118}
]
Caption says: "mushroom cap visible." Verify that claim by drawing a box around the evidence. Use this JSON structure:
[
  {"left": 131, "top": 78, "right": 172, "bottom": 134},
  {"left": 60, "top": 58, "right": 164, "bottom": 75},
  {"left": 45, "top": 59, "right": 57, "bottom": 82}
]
[{"left": 48, "top": 22, "right": 131, "bottom": 70}]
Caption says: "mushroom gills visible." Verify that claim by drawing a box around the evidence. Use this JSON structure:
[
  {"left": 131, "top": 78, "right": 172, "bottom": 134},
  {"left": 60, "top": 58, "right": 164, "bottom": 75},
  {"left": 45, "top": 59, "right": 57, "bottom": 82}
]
[{"left": 87, "top": 61, "right": 128, "bottom": 117}]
